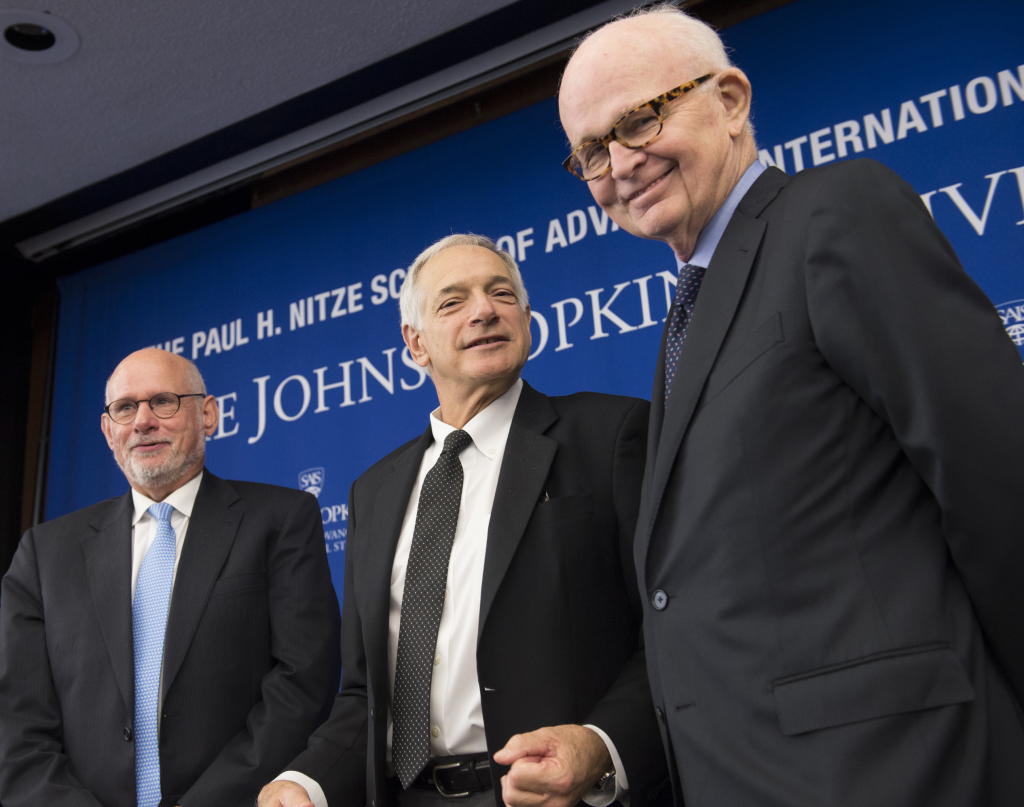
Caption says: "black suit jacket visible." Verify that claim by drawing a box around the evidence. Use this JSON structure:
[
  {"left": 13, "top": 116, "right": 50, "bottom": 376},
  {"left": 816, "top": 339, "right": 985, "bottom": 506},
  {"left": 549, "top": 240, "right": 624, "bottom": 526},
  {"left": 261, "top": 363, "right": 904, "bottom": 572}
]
[
  {"left": 636, "top": 159, "right": 1024, "bottom": 806},
  {"left": 288, "top": 381, "right": 667, "bottom": 807},
  {"left": 0, "top": 471, "right": 342, "bottom": 807}
]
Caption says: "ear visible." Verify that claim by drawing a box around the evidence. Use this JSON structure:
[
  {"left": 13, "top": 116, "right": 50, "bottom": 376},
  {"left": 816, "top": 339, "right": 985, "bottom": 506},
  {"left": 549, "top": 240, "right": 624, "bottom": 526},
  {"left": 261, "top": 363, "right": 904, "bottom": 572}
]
[
  {"left": 100, "top": 413, "right": 115, "bottom": 450},
  {"left": 201, "top": 395, "right": 219, "bottom": 437},
  {"left": 716, "top": 68, "right": 753, "bottom": 139},
  {"left": 403, "top": 323, "right": 431, "bottom": 369}
]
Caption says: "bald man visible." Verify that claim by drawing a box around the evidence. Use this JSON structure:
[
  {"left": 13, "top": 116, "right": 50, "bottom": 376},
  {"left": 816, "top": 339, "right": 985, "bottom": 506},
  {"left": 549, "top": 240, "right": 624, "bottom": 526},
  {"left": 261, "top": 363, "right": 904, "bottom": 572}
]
[
  {"left": 0, "top": 349, "right": 341, "bottom": 807},
  {"left": 558, "top": 5, "right": 1024, "bottom": 807}
]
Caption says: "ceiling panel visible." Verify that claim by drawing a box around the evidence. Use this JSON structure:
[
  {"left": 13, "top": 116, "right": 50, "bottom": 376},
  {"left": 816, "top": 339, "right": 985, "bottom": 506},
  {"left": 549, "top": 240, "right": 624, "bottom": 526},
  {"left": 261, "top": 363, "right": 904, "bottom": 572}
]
[{"left": 0, "top": 0, "right": 519, "bottom": 221}]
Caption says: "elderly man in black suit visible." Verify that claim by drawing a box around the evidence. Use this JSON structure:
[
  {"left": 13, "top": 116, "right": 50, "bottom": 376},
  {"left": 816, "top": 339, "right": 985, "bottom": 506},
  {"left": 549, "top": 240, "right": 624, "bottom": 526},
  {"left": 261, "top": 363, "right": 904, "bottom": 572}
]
[
  {"left": 259, "top": 234, "right": 666, "bottom": 807},
  {"left": 557, "top": 5, "right": 1024, "bottom": 807},
  {"left": 0, "top": 348, "right": 341, "bottom": 807}
]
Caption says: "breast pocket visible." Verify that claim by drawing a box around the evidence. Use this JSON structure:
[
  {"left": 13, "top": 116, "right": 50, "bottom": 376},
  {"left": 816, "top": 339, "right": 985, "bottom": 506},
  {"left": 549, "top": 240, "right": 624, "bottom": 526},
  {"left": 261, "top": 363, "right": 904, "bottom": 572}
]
[
  {"left": 211, "top": 571, "right": 264, "bottom": 597},
  {"left": 530, "top": 494, "right": 593, "bottom": 529},
  {"left": 771, "top": 642, "right": 975, "bottom": 736}
]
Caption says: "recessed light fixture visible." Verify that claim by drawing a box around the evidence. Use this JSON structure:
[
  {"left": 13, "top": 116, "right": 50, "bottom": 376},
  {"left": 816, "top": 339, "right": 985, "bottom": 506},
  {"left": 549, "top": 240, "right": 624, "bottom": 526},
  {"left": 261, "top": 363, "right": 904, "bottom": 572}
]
[
  {"left": 0, "top": 9, "right": 79, "bottom": 65},
  {"left": 5, "top": 23, "right": 56, "bottom": 51}
]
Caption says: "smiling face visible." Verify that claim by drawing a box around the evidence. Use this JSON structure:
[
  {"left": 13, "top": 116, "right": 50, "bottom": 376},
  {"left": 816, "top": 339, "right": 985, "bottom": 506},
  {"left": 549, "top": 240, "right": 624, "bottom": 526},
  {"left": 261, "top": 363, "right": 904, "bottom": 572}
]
[
  {"left": 403, "top": 245, "right": 531, "bottom": 408},
  {"left": 101, "top": 348, "right": 218, "bottom": 500},
  {"left": 559, "top": 15, "right": 755, "bottom": 260}
]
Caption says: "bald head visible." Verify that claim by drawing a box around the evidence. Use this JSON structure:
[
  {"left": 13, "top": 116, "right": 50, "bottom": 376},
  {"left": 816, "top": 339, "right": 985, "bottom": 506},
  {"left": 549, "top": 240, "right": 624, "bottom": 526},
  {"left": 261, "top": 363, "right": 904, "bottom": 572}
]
[
  {"left": 106, "top": 349, "right": 205, "bottom": 405},
  {"left": 557, "top": 5, "right": 757, "bottom": 260},
  {"left": 562, "top": 7, "right": 733, "bottom": 120}
]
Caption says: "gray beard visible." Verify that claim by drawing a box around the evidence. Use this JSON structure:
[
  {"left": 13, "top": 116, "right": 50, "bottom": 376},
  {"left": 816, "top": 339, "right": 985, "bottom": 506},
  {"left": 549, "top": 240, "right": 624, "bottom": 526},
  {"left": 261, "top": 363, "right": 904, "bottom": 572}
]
[{"left": 118, "top": 437, "right": 205, "bottom": 491}]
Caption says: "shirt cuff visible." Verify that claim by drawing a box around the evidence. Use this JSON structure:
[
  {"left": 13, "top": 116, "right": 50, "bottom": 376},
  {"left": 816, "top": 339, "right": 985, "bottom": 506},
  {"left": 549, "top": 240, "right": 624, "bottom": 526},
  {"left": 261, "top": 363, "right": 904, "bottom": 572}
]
[
  {"left": 274, "top": 771, "right": 328, "bottom": 807},
  {"left": 581, "top": 724, "right": 629, "bottom": 807}
]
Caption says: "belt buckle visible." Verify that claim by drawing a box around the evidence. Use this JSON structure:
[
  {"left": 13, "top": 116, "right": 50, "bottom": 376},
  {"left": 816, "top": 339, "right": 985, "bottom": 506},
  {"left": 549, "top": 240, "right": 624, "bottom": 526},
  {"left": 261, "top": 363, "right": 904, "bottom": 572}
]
[{"left": 432, "top": 760, "right": 470, "bottom": 798}]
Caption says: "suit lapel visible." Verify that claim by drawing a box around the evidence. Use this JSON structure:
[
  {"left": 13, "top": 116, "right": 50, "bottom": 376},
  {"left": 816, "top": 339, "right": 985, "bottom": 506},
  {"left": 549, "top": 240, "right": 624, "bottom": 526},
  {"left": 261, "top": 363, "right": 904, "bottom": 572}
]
[
  {"left": 638, "top": 168, "right": 789, "bottom": 562},
  {"left": 648, "top": 318, "right": 671, "bottom": 455},
  {"left": 161, "top": 471, "right": 241, "bottom": 700},
  {"left": 81, "top": 493, "right": 135, "bottom": 711},
  {"left": 363, "top": 429, "right": 433, "bottom": 705},
  {"left": 478, "top": 381, "right": 558, "bottom": 642}
]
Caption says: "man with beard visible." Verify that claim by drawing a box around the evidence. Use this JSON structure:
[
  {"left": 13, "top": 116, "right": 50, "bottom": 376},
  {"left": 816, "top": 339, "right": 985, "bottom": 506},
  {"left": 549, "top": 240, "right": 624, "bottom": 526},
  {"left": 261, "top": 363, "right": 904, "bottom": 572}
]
[{"left": 0, "top": 348, "right": 341, "bottom": 807}]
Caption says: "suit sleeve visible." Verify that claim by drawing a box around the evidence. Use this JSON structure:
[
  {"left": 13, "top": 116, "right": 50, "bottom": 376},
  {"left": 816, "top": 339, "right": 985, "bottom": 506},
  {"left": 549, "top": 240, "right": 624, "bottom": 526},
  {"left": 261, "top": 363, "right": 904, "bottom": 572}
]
[
  {"left": 584, "top": 399, "right": 669, "bottom": 807},
  {"left": 285, "top": 480, "right": 369, "bottom": 804},
  {"left": 0, "top": 531, "right": 104, "bottom": 807},
  {"left": 180, "top": 491, "right": 342, "bottom": 805},
  {"left": 803, "top": 159, "right": 1024, "bottom": 705}
]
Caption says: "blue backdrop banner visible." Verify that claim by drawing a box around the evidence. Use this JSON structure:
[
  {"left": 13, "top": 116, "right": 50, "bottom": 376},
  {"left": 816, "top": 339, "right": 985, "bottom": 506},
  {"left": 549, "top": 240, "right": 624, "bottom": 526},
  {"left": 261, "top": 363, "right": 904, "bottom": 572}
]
[{"left": 48, "top": 0, "right": 1024, "bottom": 605}]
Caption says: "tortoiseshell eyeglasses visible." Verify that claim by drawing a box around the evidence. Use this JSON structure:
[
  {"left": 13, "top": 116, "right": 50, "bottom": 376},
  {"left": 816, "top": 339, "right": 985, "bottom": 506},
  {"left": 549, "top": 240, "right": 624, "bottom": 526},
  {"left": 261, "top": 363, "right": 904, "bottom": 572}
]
[{"left": 562, "top": 73, "right": 715, "bottom": 181}]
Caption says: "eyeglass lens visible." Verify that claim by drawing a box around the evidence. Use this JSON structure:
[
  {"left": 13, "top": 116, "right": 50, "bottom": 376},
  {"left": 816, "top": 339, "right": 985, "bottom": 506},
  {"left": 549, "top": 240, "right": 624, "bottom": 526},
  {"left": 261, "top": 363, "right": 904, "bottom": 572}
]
[
  {"left": 107, "top": 392, "right": 182, "bottom": 424},
  {"left": 573, "top": 107, "right": 664, "bottom": 180}
]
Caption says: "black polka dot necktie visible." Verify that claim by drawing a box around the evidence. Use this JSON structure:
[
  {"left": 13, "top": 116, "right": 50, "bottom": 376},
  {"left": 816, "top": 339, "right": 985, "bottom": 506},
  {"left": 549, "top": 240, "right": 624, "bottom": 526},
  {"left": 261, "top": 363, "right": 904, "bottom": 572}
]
[
  {"left": 392, "top": 428, "right": 474, "bottom": 788},
  {"left": 664, "top": 264, "right": 707, "bottom": 406}
]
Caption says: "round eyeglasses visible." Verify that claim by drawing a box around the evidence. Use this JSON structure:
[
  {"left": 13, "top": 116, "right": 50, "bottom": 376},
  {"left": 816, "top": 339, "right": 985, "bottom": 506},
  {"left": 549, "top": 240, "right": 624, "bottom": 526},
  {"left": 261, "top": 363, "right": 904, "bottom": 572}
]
[
  {"left": 104, "top": 392, "right": 205, "bottom": 424},
  {"left": 563, "top": 73, "right": 714, "bottom": 181}
]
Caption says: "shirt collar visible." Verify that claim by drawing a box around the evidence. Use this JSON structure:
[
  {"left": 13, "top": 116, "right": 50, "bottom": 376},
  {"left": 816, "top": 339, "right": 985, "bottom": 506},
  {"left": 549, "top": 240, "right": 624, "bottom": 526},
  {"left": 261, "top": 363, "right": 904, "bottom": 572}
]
[
  {"left": 131, "top": 470, "right": 204, "bottom": 525},
  {"left": 429, "top": 377, "right": 523, "bottom": 460},
  {"left": 680, "top": 159, "right": 766, "bottom": 271}
]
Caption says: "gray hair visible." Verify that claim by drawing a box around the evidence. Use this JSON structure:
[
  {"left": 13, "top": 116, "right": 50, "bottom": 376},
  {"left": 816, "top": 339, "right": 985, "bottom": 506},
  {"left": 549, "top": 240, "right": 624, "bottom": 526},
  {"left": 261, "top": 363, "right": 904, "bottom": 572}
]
[{"left": 399, "top": 234, "right": 529, "bottom": 332}]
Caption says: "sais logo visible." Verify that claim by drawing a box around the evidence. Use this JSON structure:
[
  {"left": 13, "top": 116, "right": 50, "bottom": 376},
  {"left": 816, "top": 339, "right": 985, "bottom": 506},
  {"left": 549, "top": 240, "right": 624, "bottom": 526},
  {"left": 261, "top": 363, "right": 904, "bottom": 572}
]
[
  {"left": 298, "top": 467, "right": 325, "bottom": 498},
  {"left": 996, "top": 299, "right": 1024, "bottom": 354}
]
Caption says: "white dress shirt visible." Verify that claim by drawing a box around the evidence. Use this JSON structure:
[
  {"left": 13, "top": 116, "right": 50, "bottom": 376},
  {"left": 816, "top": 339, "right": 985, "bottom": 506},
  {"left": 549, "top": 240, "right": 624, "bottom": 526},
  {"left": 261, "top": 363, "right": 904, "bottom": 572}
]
[
  {"left": 384, "top": 378, "right": 523, "bottom": 761},
  {"left": 278, "top": 379, "right": 627, "bottom": 806},
  {"left": 130, "top": 471, "right": 203, "bottom": 601}
]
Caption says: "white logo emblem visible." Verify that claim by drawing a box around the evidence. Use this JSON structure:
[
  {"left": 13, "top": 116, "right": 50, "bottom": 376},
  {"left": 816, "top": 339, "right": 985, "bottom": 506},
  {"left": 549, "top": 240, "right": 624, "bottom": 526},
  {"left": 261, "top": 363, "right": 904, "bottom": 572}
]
[
  {"left": 298, "top": 467, "right": 325, "bottom": 498},
  {"left": 996, "top": 299, "right": 1024, "bottom": 348}
]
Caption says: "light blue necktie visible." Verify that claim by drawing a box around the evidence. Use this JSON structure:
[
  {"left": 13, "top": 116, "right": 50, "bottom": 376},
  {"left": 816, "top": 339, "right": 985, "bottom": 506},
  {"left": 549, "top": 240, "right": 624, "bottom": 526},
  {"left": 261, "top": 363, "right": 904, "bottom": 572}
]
[{"left": 133, "top": 502, "right": 177, "bottom": 807}]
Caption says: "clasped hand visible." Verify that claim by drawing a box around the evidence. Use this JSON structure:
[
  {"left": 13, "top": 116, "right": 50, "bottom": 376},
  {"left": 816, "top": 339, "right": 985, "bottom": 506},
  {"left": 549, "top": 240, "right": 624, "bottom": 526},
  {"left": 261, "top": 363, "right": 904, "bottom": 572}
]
[
  {"left": 257, "top": 780, "right": 314, "bottom": 807},
  {"left": 493, "top": 724, "right": 611, "bottom": 807}
]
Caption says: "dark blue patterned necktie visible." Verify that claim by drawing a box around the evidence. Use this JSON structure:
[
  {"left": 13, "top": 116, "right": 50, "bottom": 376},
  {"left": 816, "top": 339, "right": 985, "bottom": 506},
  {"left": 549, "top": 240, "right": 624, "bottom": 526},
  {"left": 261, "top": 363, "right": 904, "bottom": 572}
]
[
  {"left": 392, "top": 429, "right": 474, "bottom": 788},
  {"left": 664, "top": 264, "right": 707, "bottom": 406}
]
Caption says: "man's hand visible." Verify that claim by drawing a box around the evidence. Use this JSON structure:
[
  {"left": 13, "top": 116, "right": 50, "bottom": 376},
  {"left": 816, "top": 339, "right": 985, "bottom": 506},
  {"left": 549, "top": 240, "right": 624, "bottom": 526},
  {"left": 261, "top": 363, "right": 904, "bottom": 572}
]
[
  {"left": 257, "top": 780, "right": 314, "bottom": 807},
  {"left": 493, "top": 724, "right": 612, "bottom": 807}
]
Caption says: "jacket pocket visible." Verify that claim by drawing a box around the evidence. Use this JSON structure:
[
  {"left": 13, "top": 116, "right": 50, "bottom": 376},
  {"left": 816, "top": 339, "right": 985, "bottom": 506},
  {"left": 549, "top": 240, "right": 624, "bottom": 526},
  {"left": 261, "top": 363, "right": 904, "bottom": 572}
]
[
  {"left": 530, "top": 494, "right": 593, "bottom": 528},
  {"left": 771, "top": 643, "right": 975, "bottom": 736},
  {"left": 211, "top": 571, "right": 264, "bottom": 597},
  {"left": 704, "top": 311, "right": 784, "bottom": 403}
]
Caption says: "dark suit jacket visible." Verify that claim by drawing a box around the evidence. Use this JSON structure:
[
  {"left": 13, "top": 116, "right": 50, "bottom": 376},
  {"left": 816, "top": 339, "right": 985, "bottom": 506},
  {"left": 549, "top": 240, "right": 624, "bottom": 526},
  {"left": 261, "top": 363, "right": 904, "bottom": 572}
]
[
  {"left": 288, "top": 381, "right": 667, "bottom": 807},
  {"left": 0, "top": 471, "right": 342, "bottom": 807},
  {"left": 636, "top": 159, "right": 1024, "bottom": 806}
]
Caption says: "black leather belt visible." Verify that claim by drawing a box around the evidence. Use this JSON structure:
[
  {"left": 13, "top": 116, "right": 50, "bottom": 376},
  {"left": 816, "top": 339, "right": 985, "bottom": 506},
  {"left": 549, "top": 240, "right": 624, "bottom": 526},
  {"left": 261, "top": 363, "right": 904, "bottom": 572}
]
[{"left": 409, "top": 753, "right": 492, "bottom": 798}]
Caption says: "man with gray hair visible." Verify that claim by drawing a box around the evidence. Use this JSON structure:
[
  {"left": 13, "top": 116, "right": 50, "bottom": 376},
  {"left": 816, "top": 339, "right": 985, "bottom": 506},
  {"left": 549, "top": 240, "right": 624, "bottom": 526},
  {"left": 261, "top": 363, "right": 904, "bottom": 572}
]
[
  {"left": 260, "top": 234, "right": 667, "bottom": 807},
  {"left": 558, "top": 5, "right": 1024, "bottom": 806},
  {"left": 0, "top": 348, "right": 341, "bottom": 807}
]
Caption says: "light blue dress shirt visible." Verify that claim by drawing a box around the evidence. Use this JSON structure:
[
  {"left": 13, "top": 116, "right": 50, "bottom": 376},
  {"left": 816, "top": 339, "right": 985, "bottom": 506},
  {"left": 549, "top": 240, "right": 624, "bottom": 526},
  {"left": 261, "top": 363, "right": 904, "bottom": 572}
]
[{"left": 678, "top": 159, "right": 767, "bottom": 271}]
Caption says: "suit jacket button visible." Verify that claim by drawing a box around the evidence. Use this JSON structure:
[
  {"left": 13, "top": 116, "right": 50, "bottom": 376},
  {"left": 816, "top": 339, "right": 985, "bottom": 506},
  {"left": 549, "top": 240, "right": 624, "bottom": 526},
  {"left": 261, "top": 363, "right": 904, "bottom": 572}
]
[
  {"left": 652, "top": 590, "right": 669, "bottom": 610},
  {"left": 124, "top": 727, "right": 132, "bottom": 741}
]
